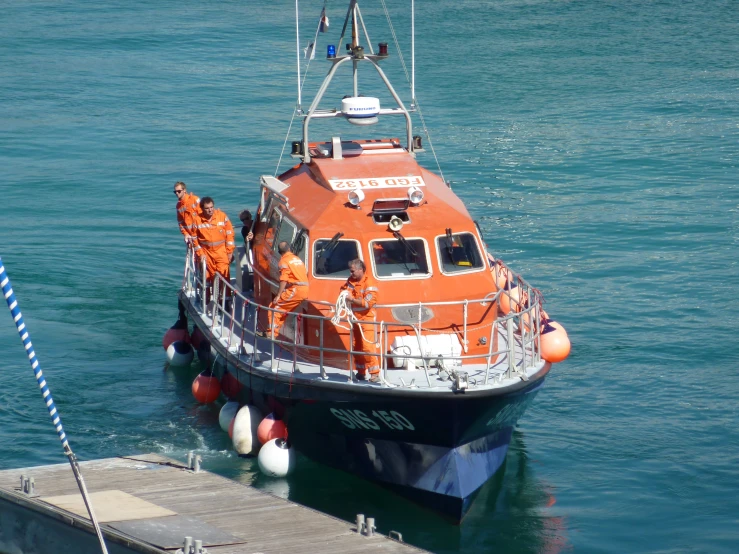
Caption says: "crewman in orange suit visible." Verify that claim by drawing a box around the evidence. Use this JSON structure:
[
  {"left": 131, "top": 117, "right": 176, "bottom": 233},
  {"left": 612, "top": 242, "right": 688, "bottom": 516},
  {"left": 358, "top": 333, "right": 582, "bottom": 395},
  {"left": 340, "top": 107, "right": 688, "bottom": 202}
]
[
  {"left": 173, "top": 181, "right": 201, "bottom": 242},
  {"left": 262, "top": 241, "right": 309, "bottom": 338},
  {"left": 341, "top": 258, "right": 380, "bottom": 382},
  {"left": 191, "top": 196, "right": 235, "bottom": 287}
]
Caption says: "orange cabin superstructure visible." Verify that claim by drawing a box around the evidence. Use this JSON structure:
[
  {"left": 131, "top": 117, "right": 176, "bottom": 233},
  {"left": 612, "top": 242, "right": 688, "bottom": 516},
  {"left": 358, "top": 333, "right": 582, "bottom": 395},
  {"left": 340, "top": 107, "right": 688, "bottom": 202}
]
[{"left": 251, "top": 138, "right": 501, "bottom": 369}]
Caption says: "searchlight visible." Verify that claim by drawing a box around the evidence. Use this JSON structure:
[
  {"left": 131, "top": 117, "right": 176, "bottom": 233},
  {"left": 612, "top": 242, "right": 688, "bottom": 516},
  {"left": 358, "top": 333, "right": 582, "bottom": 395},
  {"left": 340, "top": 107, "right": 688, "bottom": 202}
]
[
  {"left": 348, "top": 189, "right": 365, "bottom": 206},
  {"left": 408, "top": 186, "right": 424, "bottom": 205}
]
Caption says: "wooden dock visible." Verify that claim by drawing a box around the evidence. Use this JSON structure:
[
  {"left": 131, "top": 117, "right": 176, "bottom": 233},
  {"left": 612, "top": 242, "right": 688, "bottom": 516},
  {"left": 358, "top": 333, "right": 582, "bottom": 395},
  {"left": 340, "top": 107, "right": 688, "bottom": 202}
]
[{"left": 0, "top": 453, "right": 426, "bottom": 554}]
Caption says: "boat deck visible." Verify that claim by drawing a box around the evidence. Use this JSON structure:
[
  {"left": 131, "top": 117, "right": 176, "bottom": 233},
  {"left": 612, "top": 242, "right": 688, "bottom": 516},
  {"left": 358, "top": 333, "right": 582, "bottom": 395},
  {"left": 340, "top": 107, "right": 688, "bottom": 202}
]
[
  {"left": 0, "top": 453, "right": 425, "bottom": 554},
  {"left": 186, "top": 287, "right": 544, "bottom": 393}
]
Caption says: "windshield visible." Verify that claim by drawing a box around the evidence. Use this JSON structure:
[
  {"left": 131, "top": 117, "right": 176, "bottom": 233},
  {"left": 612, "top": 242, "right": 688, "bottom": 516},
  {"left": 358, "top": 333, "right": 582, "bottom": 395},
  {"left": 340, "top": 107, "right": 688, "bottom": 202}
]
[
  {"left": 437, "top": 232, "right": 484, "bottom": 273},
  {"left": 313, "top": 239, "right": 359, "bottom": 278},
  {"left": 371, "top": 238, "right": 430, "bottom": 278}
]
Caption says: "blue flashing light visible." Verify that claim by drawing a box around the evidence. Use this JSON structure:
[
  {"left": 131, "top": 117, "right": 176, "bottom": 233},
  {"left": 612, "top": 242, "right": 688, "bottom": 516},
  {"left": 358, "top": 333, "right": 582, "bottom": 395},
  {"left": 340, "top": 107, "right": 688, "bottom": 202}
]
[{"left": 327, "top": 44, "right": 336, "bottom": 59}]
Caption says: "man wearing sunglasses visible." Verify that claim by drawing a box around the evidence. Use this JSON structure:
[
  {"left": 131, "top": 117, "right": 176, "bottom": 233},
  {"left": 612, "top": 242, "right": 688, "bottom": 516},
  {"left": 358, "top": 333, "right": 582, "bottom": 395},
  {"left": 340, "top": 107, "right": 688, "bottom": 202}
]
[{"left": 173, "top": 181, "right": 201, "bottom": 242}]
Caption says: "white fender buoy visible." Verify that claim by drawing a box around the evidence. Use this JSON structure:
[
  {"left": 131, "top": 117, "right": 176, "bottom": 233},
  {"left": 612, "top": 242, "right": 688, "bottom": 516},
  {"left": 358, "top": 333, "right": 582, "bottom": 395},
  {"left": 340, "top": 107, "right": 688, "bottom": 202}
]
[
  {"left": 166, "top": 340, "right": 194, "bottom": 366},
  {"left": 258, "top": 438, "right": 296, "bottom": 477},
  {"left": 219, "top": 401, "right": 240, "bottom": 433},
  {"left": 232, "top": 405, "right": 263, "bottom": 456}
]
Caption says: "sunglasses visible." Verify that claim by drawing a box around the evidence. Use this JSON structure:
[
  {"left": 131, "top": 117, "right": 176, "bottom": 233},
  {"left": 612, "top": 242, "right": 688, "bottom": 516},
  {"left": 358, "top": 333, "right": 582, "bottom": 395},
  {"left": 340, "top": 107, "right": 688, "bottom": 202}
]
[{"left": 173, "top": 189, "right": 184, "bottom": 194}]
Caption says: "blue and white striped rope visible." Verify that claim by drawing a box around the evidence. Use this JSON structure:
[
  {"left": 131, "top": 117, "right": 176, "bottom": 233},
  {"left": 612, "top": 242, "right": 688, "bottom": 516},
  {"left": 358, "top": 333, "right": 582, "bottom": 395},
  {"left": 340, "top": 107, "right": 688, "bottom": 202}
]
[
  {"left": 1, "top": 256, "right": 109, "bottom": 553},
  {"left": 0, "top": 257, "right": 69, "bottom": 450}
]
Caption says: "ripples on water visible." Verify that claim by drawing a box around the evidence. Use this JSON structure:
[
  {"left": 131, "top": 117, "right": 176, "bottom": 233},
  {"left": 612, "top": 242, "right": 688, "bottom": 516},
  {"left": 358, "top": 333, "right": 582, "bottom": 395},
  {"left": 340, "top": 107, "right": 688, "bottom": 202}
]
[{"left": 1, "top": 1, "right": 737, "bottom": 552}]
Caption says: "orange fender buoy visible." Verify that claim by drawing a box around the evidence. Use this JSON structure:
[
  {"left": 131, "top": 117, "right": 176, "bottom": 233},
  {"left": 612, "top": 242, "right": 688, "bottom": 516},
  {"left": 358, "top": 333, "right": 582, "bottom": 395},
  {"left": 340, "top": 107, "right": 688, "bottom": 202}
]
[
  {"left": 163, "top": 318, "right": 190, "bottom": 350},
  {"left": 257, "top": 413, "right": 288, "bottom": 445},
  {"left": 487, "top": 254, "right": 512, "bottom": 291},
  {"left": 540, "top": 321, "right": 571, "bottom": 363},
  {"left": 192, "top": 370, "right": 221, "bottom": 403},
  {"left": 519, "top": 311, "right": 532, "bottom": 334},
  {"left": 549, "top": 320, "right": 568, "bottom": 336},
  {"left": 495, "top": 264, "right": 512, "bottom": 291},
  {"left": 499, "top": 282, "right": 520, "bottom": 315}
]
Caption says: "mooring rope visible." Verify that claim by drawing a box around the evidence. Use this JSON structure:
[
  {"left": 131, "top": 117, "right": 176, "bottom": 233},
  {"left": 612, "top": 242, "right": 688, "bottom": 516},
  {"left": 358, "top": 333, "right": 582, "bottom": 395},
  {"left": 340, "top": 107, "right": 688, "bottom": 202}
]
[{"left": 0, "top": 257, "right": 109, "bottom": 554}]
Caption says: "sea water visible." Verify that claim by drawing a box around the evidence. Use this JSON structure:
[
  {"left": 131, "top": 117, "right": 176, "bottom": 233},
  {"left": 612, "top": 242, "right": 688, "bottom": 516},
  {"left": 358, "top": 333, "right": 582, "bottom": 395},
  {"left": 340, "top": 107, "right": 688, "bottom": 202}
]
[{"left": 1, "top": 1, "right": 737, "bottom": 552}]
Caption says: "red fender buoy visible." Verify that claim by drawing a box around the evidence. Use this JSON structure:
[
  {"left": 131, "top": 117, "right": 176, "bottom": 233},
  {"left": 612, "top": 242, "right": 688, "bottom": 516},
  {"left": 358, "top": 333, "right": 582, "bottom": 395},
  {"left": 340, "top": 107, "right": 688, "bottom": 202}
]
[
  {"left": 257, "top": 413, "right": 288, "bottom": 445},
  {"left": 220, "top": 371, "right": 243, "bottom": 400},
  {"left": 190, "top": 326, "right": 206, "bottom": 351},
  {"left": 540, "top": 321, "right": 571, "bottom": 363},
  {"left": 163, "top": 318, "right": 190, "bottom": 350},
  {"left": 192, "top": 370, "right": 221, "bottom": 403}
]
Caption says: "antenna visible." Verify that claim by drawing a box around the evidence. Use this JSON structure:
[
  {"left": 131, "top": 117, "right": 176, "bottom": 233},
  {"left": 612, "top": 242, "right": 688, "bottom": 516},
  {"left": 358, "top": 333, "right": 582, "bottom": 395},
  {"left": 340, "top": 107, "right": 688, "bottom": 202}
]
[
  {"left": 411, "top": 0, "right": 415, "bottom": 105},
  {"left": 295, "top": 0, "right": 302, "bottom": 110}
]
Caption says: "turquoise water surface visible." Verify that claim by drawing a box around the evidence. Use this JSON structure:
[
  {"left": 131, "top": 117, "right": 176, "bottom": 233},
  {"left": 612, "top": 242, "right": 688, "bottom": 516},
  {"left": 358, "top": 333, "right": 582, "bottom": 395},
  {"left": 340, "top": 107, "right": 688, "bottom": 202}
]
[{"left": 1, "top": 1, "right": 738, "bottom": 552}]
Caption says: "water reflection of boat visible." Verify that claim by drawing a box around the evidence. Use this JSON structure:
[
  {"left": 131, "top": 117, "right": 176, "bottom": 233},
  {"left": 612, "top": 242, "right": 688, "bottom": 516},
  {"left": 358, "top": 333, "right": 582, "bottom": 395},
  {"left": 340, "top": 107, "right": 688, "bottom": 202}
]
[{"left": 175, "top": 0, "right": 568, "bottom": 521}]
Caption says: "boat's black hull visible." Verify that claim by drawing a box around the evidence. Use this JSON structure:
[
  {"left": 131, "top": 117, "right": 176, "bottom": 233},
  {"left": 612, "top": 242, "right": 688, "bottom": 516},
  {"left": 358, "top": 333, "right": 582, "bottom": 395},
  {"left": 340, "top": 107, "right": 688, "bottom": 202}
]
[{"left": 182, "top": 295, "right": 549, "bottom": 521}]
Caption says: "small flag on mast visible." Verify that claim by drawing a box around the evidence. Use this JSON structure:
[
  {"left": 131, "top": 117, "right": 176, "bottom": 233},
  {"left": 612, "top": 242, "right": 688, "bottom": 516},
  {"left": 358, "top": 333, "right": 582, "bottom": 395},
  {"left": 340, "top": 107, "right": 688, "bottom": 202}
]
[
  {"left": 304, "top": 42, "right": 316, "bottom": 60},
  {"left": 319, "top": 8, "right": 329, "bottom": 33},
  {"left": 303, "top": 7, "right": 328, "bottom": 60}
]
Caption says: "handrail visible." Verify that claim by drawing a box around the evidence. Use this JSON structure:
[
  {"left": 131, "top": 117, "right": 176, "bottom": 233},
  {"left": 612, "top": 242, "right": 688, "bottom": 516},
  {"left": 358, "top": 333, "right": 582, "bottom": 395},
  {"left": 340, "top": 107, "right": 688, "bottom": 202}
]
[{"left": 182, "top": 251, "right": 543, "bottom": 388}]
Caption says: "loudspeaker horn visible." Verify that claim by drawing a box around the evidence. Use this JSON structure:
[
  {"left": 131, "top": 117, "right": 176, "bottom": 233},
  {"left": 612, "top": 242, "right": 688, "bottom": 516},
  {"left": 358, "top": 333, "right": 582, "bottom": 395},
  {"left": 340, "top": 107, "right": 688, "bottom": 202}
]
[{"left": 388, "top": 216, "right": 404, "bottom": 232}]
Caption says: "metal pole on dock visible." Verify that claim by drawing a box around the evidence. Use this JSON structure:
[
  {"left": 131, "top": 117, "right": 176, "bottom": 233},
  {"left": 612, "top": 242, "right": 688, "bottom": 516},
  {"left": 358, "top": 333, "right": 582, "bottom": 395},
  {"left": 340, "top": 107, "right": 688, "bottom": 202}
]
[{"left": 0, "top": 257, "right": 109, "bottom": 554}]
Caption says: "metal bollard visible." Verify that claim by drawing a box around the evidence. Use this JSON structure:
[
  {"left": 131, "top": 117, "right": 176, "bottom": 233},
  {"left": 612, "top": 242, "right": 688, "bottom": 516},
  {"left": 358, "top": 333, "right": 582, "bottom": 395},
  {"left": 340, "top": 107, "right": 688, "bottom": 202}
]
[
  {"left": 356, "top": 513, "right": 365, "bottom": 534},
  {"left": 365, "top": 517, "right": 375, "bottom": 537},
  {"left": 187, "top": 451, "right": 194, "bottom": 469},
  {"left": 194, "top": 539, "right": 203, "bottom": 553},
  {"left": 182, "top": 537, "right": 192, "bottom": 553},
  {"left": 29, "top": 477, "right": 35, "bottom": 495},
  {"left": 194, "top": 455, "right": 202, "bottom": 473}
]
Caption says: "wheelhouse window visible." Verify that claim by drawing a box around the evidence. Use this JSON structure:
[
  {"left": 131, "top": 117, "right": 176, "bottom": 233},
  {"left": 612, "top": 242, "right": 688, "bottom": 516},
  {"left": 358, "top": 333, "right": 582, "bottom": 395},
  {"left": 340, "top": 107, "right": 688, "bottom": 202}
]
[
  {"left": 436, "top": 232, "right": 484, "bottom": 274},
  {"left": 370, "top": 238, "right": 430, "bottom": 278},
  {"left": 273, "top": 214, "right": 296, "bottom": 252},
  {"left": 313, "top": 238, "right": 360, "bottom": 278},
  {"left": 292, "top": 230, "right": 308, "bottom": 264},
  {"left": 264, "top": 209, "right": 281, "bottom": 249}
]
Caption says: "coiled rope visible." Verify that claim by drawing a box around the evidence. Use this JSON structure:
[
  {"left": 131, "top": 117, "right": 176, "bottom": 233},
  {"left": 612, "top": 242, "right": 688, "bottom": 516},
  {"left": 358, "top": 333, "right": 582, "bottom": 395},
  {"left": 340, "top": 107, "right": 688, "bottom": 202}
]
[
  {"left": 330, "top": 290, "right": 353, "bottom": 330},
  {"left": 330, "top": 290, "right": 376, "bottom": 344}
]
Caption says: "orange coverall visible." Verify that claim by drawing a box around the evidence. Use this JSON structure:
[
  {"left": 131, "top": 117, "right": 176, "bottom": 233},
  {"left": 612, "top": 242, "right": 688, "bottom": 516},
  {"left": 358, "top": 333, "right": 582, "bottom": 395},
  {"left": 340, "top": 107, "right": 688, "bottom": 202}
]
[
  {"left": 268, "top": 252, "right": 309, "bottom": 337},
  {"left": 177, "top": 192, "right": 201, "bottom": 238},
  {"left": 341, "top": 273, "right": 380, "bottom": 376},
  {"left": 191, "top": 209, "right": 235, "bottom": 282}
]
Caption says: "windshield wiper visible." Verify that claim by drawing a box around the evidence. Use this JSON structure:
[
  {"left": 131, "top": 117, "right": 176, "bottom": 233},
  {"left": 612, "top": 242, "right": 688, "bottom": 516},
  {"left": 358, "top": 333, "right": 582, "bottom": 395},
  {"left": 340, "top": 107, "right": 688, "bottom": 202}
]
[
  {"left": 392, "top": 230, "right": 418, "bottom": 258},
  {"left": 445, "top": 228, "right": 455, "bottom": 257},
  {"left": 316, "top": 232, "right": 344, "bottom": 273}
]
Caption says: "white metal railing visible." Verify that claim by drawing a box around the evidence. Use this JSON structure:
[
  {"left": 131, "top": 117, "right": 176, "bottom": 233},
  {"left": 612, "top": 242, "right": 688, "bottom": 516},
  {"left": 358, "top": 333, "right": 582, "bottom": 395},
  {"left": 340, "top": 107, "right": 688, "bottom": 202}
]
[{"left": 182, "top": 246, "right": 544, "bottom": 389}]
